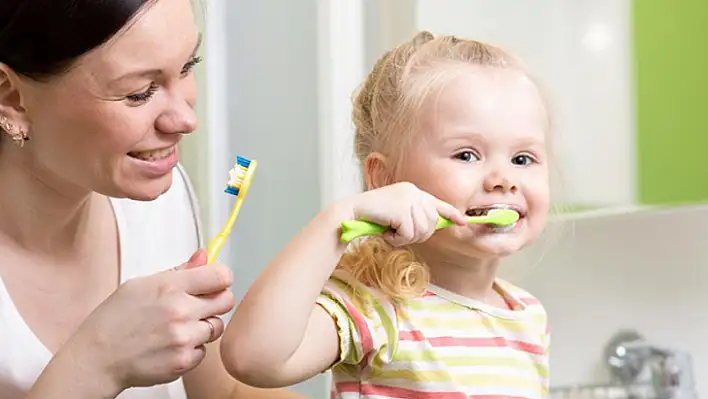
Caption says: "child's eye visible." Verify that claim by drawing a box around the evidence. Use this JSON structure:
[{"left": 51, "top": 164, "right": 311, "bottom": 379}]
[
  {"left": 454, "top": 151, "right": 480, "bottom": 163},
  {"left": 511, "top": 154, "right": 536, "bottom": 166}
]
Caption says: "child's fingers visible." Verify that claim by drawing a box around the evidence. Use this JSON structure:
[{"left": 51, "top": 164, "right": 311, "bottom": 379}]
[
  {"left": 412, "top": 205, "right": 435, "bottom": 243},
  {"left": 435, "top": 200, "right": 467, "bottom": 226},
  {"left": 386, "top": 214, "right": 415, "bottom": 247}
]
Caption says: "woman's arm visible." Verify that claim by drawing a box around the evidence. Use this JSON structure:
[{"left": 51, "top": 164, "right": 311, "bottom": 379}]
[
  {"left": 220, "top": 201, "right": 353, "bottom": 388},
  {"left": 182, "top": 338, "right": 310, "bottom": 399},
  {"left": 26, "top": 251, "right": 238, "bottom": 399},
  {"left": 26, "top": 340, "right": 122, "bottom": 399}
]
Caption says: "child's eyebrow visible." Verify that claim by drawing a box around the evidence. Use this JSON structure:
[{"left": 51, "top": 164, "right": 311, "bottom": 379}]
[
  {"left": 513, "top": 135, "right": 546, "bottom": 148},
  {"left": 440, "top": 132, "right": 486, "bottom": 144}
]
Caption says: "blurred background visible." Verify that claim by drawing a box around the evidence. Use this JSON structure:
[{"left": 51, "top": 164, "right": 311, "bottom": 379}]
[{"left": 180, "top": 1, "right": 708, "bottom": 397}]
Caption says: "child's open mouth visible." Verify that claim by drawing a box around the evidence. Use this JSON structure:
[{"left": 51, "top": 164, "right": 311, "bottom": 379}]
[
  {"left": 465, "top": 204, "right": 524, "bottom": 217},
  {"left": 465, "top": 204, "right": 525, "bottom": 233}
]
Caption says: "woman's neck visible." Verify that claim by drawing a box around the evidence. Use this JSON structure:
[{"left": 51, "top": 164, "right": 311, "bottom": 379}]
[
  {"left": 411, "top": 242, "right": 500, "bottom": 302},
  {"left": 0, "top": 148, "right": 99, "bottom": 257}
]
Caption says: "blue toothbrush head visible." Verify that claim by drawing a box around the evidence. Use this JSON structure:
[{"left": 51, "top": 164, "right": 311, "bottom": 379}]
[{"left": 224, "top": 155, "right": 254, "bottom": 196}]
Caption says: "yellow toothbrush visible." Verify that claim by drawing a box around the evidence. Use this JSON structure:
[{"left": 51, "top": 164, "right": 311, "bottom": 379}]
[{"left": 206, "top": 155, "right": 257, "bottom": 264}]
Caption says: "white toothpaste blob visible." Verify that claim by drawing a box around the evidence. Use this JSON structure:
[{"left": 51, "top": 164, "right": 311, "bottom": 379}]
[
  {"left": 228, "top": 165, "right": 247, "bottom": 187},
  {"left": 490, "top": 222, "right": 517, "bottom": 233}
]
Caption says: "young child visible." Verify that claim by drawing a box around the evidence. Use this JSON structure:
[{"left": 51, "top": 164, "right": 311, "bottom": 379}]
[{"left": 222, "top": 31, "right": 552, "bottom": 398}]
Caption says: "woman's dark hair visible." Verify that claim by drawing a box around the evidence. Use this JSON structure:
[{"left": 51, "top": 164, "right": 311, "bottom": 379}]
[{"left": 0, "top": 0, "right": 156, "bottom": 80}]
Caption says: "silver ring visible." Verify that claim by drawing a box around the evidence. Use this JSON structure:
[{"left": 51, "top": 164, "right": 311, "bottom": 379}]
[{"left": 203, "top": 318, "right": 215, "bottom": 341}]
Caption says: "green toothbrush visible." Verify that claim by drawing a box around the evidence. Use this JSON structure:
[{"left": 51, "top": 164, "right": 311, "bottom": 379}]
[{"left": 339, "top": 208, "right": 520, "bottom": 243}]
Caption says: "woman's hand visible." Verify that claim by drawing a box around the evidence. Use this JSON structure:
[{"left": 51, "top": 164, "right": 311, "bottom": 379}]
[
  {"left": 62, "top": 249, "right": 236, "bottom": 395},
  {"left": 351, "top": 182, "right": 467, "bottom": 246}
]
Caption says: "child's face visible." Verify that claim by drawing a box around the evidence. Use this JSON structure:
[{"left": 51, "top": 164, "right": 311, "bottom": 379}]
[{"left": 395, "top": 67, "right": 550, "bottom": 259}]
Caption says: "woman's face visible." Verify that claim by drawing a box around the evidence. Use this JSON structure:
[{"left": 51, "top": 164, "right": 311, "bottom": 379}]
[{"left": 8, "top": 0, "right": 200, "bottom": 201}]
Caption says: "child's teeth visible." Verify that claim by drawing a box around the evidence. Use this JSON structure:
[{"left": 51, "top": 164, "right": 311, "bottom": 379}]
[{"left": 467, "top": 209, "right": 487, "bottom": 217}]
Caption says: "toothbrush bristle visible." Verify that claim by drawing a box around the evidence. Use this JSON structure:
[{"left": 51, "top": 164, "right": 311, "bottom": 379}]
[
  {"left": 236, "top": 155, "right": 251, "bottom": 169},
  {"left": 224, "top": 155, "right": 253, "bottom": 196}
]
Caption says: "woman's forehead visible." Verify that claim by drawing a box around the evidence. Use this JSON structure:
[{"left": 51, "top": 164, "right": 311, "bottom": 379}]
[{"left": 76, "top": 0, "right": 199, "bottom": 82}]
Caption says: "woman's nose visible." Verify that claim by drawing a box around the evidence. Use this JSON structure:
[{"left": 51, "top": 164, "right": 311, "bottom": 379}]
[{"left": 155, "top": 83, "right": 198, "bottom": 135}]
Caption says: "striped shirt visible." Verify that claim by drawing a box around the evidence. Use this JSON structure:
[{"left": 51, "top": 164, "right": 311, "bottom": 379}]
[{"left": 316, "top": 270, "right": 550, "bottom": 399}]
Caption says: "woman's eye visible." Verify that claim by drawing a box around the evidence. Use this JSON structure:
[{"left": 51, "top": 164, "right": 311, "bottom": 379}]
[
  {"left": 512, "top": 154, "right": 535, "bottom": 166},
  {"left": 454, "top": 151, "right": 479, "bottom": 163},
  {"left": 181, "top": 56, "right": 203, "bottom": 76},
  {"left": 126, "top": 82, "right": 158, "bottom": 105}
]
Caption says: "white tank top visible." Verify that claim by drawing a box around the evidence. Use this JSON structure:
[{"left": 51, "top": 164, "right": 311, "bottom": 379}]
[{"left": 0, "top": 164, "right": 205, "bottom": 399}]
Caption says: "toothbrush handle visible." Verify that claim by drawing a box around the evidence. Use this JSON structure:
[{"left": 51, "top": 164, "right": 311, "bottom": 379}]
[
  {"left": 207, "top": 234, "right": 227, "bottom": 264},
  {"left": 207, "top": 195, "right": 246, "bottom": 264},
  {"left": 339, "top": 216, "right": 455, "bottom": 243}
]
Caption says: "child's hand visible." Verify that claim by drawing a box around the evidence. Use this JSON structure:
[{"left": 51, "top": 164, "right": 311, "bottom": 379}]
[{"left": 351, "top": 182, "right": 467, "bottom": 246}]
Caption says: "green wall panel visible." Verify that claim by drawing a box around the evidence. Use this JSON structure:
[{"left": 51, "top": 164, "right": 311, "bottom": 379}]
[{"left": 634, "top": 0, "right": 708, "bottom": 204}]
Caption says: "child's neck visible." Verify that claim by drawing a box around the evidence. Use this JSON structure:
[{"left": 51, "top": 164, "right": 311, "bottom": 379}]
[{"left": 412, "top": 244, "right": 499, "bottom": 303}]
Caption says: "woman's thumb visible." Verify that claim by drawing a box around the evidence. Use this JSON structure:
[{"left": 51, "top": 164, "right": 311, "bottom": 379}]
[{"left": 176, "top": 249, "right": 208, "bottom": 271}]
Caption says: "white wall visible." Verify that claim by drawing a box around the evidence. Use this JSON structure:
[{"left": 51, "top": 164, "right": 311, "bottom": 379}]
[
  {"left": 317, "top": 0, "right": 365, "bottom": 205},
  {"left": 177, "top": 1, "right": 210, "bottom": 225},
  {"left": 190, "top": 0, "right": 374, "bottom": 397},
  {"left": 501, "top": 205, "right": 708, "bottom": 396},
  {"left": 199, "top": 0, "right": 334, "bottom": 397}
]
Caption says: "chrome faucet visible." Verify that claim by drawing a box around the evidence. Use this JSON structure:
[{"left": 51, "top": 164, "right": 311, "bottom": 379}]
[{"left": 604, "top": 329, "right": 697, "bottom": 399}]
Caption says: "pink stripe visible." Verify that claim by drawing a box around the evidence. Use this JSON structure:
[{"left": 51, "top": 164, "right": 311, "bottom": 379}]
[
  {"left": 399, "top": 330, "right": 545, "bottom": 355},
  {"left": 469, "top": 396, "right": 535, "bottom": 399},
  {"left": 335, "top": 382, "right": 535, "bottom": 399},
  {"left": 519, "top": 297, "right": 541, "bottom": 305},
  {"left": 343, "top": 301, "right": 374, "bottom": 355},
  {"left": 336, "top": 382, "right": 467, "bottom": 398}
]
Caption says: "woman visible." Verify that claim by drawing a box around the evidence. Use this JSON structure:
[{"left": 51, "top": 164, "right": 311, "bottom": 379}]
[{"left": 0, "top": 0, "right": 307, "bottom": 398}]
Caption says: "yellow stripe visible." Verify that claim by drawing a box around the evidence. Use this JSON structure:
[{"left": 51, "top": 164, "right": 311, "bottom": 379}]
[
  {"left": 406, "top": 298, "right": 545, "bottom": 316},
  {"left": 390, "top": 350, "right": 549, "bottom": 378},
  {"left": 328, "top": 277, "right": 372, "bottom": 314},
  {"left": 373, "top": 369, "right": 543, "bottom": 389},
  {"left": 325, "top": 277, "right": 400, "bottom": 365},
  {"left": 400, "top": 315, "right": 545, "bottom": 333},
  {"left": 322, "top": 273, "right": 549, "bottom": 395}
]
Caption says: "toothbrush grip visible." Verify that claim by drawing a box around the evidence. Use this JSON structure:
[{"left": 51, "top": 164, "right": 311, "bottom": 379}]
[
  {"left": 206, "top": 234, "right": 226, "bottom": 264},
  {"left": 339, "top": 216, "right": 455, "bottom": 243}
]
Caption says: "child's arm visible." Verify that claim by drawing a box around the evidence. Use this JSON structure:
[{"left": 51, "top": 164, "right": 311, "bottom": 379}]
[
  {"left": 220, "top": 200, "right": 354, "bottom": 388},
  {"left": 220, "top": 182, "right": 466, "bottom": 388}
]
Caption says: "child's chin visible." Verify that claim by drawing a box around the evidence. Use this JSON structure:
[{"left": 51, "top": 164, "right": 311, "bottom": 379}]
[{"left": 466, "top": 235, "right": 527, "bottom": 259}]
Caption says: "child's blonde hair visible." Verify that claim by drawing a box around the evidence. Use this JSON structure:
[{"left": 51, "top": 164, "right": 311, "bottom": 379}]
[{"left": 336, "top": 31, "right": 550, "bottom": 300}]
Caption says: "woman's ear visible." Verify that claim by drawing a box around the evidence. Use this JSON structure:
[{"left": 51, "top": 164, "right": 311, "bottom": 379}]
[
  {"left": 363, "top": 152, "right": 394, "bottom": 190},
  {"left": 0, "top": 64, "right": 30, "bottom": 138}
]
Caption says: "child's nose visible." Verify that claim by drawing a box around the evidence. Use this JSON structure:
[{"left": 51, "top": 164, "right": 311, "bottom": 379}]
[{"left": 483, "top": 171, "right": 518, "bottom": 194}]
